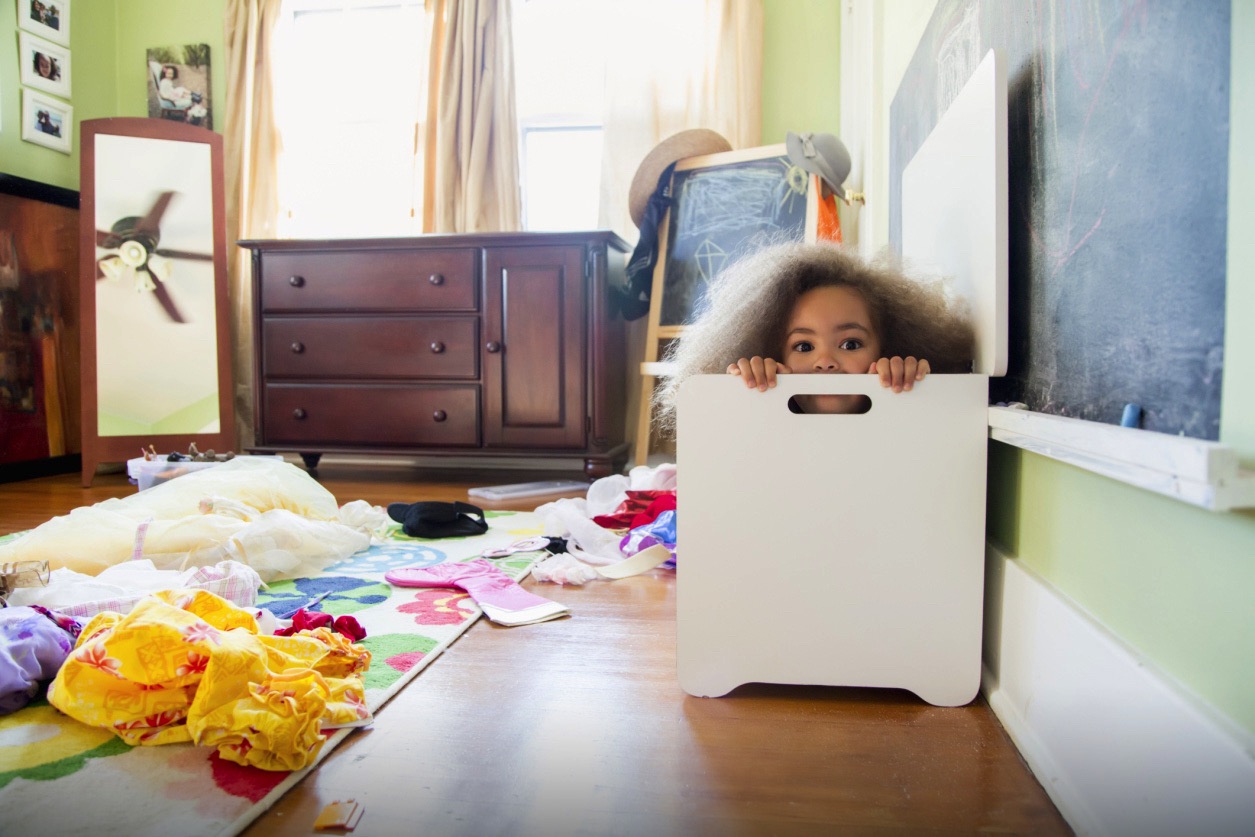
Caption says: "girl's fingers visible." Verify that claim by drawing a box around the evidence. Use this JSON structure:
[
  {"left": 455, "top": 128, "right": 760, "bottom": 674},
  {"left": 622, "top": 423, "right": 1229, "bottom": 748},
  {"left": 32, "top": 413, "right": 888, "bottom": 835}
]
[
  {"left": 902, "top": 357, "right": 918, "bottom": 390},
  {"left": 916, "top": 359, "right": 930, "bottom": 380}
]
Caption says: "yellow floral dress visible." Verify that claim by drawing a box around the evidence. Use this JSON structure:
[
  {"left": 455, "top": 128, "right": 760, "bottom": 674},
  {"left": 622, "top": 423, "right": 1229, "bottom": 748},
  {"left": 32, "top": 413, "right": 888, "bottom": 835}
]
[{"left": 48, "top": 589, "right": 371, "bottom": 771}]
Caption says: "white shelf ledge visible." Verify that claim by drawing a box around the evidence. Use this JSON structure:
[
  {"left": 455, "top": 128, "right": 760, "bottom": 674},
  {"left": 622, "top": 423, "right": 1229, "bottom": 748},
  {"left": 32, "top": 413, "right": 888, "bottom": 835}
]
[{"left": 988, "top": 406, "right": 1255, "bottom": 512}]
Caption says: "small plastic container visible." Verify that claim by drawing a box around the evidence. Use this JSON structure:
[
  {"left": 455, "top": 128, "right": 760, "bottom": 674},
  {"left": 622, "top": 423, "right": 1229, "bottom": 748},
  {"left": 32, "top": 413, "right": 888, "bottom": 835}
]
[{"left": 126, "top": 455, "right": 283, "bottom": 491}]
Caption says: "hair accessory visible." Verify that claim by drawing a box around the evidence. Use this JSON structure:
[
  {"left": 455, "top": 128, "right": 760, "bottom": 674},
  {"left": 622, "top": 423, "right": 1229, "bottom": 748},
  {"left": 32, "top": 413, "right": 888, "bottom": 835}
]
[{"left": 480, "top": 535, "right": 552, "bottom": 559}]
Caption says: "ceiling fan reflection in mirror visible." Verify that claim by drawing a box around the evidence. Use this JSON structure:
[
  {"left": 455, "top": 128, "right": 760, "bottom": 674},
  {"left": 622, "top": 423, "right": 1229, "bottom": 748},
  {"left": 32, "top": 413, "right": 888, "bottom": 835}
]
[{"left": 95, "top": 190, "right": 213, "bottom": 324}]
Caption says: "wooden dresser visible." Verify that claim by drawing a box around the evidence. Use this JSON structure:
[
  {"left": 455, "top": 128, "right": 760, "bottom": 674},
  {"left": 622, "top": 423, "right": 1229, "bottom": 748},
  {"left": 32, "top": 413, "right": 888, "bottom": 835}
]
[{"left": 239, "top": 232, "right": 630, "bottom": 477}]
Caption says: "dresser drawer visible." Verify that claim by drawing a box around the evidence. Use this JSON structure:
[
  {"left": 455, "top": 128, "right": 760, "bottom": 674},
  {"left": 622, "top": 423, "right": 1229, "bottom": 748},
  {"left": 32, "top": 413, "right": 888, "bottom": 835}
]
[
  {"left": 263, "top": 384, "right": 479, "bottom": 447},
  {"left": 260, "top": 249, "right": 477, "bottom": 312},
  {"left": 263, "top": 317, "right": 478, "bottom": 379}
]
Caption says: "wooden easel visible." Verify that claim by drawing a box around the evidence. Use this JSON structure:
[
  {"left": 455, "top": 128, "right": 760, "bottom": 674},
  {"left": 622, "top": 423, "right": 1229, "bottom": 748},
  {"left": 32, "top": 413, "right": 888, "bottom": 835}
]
[{"left": 633, "top": 145, "right": 827, "bottom": 466}]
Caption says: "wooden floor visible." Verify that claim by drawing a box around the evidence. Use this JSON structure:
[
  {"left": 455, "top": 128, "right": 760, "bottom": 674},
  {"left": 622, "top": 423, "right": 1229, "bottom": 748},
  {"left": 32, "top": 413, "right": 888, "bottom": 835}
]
[{"left": 1, "top": 461, "right": 1071, "bottom": 836}]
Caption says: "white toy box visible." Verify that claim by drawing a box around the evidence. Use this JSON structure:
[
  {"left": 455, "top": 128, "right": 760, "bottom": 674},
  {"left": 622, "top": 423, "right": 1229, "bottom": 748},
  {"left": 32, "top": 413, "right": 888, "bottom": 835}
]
[{"left": 676, "top": 49, "right": 1007, "bottom": 707}]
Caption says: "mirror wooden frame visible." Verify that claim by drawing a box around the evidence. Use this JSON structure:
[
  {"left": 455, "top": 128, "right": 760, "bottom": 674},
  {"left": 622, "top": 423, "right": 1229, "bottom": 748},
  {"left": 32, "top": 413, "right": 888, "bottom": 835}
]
[{"left": 79, "top": 117, "right": 234, "bottom": 486}]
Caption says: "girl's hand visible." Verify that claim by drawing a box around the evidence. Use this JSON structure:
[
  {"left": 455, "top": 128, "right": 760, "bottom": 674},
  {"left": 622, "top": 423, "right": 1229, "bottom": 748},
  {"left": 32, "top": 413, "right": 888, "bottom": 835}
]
[
  {"left": 869, "top": 357, "right": 929, "bottom": 392},
  {"left": 727, "top": 356, "right": 791, "bottom": 391}
]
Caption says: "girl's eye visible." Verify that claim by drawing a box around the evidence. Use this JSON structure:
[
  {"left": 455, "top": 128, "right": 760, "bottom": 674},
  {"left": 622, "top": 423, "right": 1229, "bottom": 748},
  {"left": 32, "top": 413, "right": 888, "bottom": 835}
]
[
  {"left": 839, "top": 339, "right": 864, "bottom": 351},
  {"left": 790, "top": 340, "right": 814, "bottom": 353}
]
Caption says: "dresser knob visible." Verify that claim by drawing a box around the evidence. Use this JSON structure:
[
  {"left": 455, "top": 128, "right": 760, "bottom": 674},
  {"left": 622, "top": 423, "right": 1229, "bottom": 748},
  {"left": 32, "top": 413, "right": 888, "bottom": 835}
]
[
  {"left": 432, "top": 410, "right": 448, "bottom": 422},
  {"left": 288, "top": 275, "right": 305, "bottom": 288},
  {"left": 293, "top": 408, "right": 307, "bottom": 420},
  {"left": 290, "top": 342, "right": 305, "bottom": 354},
  {"left": 430, "top": 341, "right": 445, "bottom": 354},
  {"left": 485, "top": 341, "right": 501, "bottom": 353},
  {"left": 429, "top": 273, "right": 444, "bottom": 286}
]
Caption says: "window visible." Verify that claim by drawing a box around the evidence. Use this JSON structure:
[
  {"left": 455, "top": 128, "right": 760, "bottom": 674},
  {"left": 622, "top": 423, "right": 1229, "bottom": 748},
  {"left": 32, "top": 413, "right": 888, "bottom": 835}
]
[
  {"left": 511, "top": 0, "right": 608, "bottom": 230},
  {"left": 274, "top": 0, "right": 429, "bottom": 238},
  {"left": 274, "top": 0, "right": 607, "bottom": 236}
]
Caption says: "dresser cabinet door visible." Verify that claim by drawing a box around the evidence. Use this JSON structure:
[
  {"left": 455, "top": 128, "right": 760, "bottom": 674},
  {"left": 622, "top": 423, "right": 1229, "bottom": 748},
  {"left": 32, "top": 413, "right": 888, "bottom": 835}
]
[{"left": 482, "top": 246, "right": 587, "bottom": 448}]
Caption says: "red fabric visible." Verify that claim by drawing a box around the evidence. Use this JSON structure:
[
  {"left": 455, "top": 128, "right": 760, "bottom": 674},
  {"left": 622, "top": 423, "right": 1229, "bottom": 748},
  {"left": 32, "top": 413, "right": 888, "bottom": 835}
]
[
  {"left": 274, "top": 609, "right": 366, "bottom": 641},
  {"left": 592, "top": 490, "right": 677, "bottom": 530}
]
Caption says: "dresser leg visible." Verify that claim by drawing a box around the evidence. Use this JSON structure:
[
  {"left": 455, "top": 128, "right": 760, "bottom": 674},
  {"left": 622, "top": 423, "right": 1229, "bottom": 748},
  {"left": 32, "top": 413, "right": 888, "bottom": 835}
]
[
  {"left": 584, "top": 457, "right": 613, "bottom": 480},
  {"left": 300, "top": 452, "right": 322, "bottom": 470}
]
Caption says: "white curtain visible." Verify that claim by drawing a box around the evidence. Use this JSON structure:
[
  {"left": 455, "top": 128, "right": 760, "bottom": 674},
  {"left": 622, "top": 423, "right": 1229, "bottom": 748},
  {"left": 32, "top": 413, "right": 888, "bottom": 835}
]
[
  {"left": 598, "top": 0, "right": 764, "bottom": 242},
  {"left": 423, "top": 0, "right": 523, "bottom": 232},
  {"left": 224, "top": 0, "right": 284, "bottom": 448}
]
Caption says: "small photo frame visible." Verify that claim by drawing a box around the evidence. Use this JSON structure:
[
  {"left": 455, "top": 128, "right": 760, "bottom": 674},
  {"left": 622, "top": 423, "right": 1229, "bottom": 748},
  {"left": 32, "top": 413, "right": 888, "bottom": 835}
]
[
  {"left": 17, "top": 0, "right": 69, "bottom": 47},
  {"left": 19, "top": 32, "right": 71, "bottom": 99},
  {"left": 21, "top": 88, "right": 73, "bottom": 154}
]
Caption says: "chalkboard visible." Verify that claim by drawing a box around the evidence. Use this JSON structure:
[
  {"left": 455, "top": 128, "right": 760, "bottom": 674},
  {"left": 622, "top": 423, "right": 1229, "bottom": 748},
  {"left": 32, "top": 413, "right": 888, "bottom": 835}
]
[
  {"left": 660, "top": 148, "right": 811, "bottom": 326},
  {"left": 889, "top": 0, "right": 1229, "bottom": 440}
]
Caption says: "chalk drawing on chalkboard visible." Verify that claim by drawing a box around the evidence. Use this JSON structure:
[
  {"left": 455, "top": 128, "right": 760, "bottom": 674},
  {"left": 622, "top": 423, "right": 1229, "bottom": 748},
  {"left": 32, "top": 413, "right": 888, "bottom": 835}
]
[
  {"left": 633, "top": 144, "right": 823, "bottom": 467},
  {"left": 660, "top": 148, "right": 813, "bottom": 327}
]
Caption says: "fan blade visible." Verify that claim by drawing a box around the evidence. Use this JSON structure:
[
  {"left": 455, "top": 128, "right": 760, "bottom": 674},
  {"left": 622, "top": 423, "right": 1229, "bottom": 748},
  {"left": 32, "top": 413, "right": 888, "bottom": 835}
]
[
  {"left": 151, "top": 276, "right": 187, "bottom": 324},
  {"left": 97, "top": 229, "right": 118, "bottom": 247},
  {"left": 134, "top": 191, "right": 176, "bottom": 238},
  {"left": 153, "top": 248, "right": 214, "bottom": 262}
]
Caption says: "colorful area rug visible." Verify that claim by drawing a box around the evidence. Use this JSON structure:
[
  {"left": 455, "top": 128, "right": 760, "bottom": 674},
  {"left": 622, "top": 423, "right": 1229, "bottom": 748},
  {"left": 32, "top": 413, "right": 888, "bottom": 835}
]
[{"left": 0, "top": 509, "right": 547, "bottom": 836}]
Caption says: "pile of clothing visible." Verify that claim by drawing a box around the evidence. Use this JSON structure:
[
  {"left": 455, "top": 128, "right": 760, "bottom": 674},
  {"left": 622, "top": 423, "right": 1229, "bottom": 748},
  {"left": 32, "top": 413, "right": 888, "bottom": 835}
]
[
  {"left": 0, "top": 457, "right": 385, "bottom": 770},
  {"left": 531, "top": 463, "right": 678, "bottom": 584}
]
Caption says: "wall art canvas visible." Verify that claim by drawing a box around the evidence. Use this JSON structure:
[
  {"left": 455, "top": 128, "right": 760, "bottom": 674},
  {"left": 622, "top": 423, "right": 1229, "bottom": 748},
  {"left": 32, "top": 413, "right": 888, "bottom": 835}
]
[{"left": 146, "top": 44, "right": 213, "bottom": 129}]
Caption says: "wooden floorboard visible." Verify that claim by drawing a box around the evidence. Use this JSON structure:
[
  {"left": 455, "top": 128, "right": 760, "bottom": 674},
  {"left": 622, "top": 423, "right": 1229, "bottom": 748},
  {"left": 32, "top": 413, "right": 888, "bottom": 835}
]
[{"left": 0, "top": 460, "right": 1072, "bottom": 836}]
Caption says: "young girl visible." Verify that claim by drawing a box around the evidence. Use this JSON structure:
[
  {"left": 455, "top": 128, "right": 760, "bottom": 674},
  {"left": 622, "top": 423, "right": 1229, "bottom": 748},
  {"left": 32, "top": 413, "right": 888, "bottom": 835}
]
[
  {"left": 159, "top": 65, "right": 195, "bottom": 109},
  {"left": 653, "top": 240, "right": 975, "bottom": 433}
]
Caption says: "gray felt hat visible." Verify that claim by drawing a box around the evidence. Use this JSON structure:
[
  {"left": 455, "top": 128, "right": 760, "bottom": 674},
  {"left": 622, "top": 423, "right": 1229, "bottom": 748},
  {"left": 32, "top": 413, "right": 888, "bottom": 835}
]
[{"left": 786, "top": 131, "right": 852, "bottom": 201}]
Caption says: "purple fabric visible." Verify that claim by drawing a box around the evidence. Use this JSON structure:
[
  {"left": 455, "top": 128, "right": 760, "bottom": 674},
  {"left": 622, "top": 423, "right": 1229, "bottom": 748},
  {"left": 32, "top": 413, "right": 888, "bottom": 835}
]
[{"left": 0, "top": 606, "right": 82, "bottom": 714}]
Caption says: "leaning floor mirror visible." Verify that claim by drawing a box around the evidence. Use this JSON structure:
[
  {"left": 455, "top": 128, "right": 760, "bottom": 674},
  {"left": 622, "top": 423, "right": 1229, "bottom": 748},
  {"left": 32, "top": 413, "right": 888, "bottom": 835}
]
[{"left": 79, "top": 117, "right": 234, "bottom": 486}]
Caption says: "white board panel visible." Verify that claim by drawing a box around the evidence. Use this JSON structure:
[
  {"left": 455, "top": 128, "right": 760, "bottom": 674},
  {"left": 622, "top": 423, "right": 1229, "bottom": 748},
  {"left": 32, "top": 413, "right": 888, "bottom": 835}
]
[{"left": 902, "top": 48, "right": 1007, "bottom": 376}]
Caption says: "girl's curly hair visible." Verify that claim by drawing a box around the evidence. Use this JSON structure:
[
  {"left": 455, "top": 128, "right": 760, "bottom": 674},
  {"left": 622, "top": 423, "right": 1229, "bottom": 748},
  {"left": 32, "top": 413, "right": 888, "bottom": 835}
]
[{"left": 652, "top": 240, "right": 975, "bottom": 437}]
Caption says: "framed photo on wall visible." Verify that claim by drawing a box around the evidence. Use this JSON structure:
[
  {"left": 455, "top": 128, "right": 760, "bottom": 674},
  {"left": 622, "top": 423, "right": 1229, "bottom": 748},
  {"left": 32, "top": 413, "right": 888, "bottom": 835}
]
[
  {"left": 19, "top": 32, "right": 71, "bottom": 99},
  {"left": 21, "top": 88, "right": 73, "bottom": 154},
  {"left": 17, "top": 0, "right": 69, "bottom": 47}
]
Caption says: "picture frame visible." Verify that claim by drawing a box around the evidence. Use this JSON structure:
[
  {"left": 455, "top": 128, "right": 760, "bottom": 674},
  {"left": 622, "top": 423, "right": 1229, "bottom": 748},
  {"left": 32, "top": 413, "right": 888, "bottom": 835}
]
[
  {"left": 21, "top": 89, "right": 73, "bottom": 154},
  {"left": 17, "top": 0, "right": 69, "bottom": 47},
  {"left": 19, "top": 32, "right": 71, "bottom": 100}
]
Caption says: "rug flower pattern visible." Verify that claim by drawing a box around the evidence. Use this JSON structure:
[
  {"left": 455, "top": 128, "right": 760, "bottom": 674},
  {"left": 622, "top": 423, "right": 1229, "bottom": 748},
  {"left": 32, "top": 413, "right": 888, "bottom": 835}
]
[{"left": 0, "top": 510, "right": 546, "bottom": 836}]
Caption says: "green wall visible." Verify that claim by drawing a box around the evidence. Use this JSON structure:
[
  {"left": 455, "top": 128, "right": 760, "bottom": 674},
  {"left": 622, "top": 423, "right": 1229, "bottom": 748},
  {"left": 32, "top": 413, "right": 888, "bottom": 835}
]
[
  {"left": 0, "top": 0, "right": 224, "bottom": 191},
  {"left": 1, "top": 0, "right": 118, "bottom": 189},
  {"left": 761, "top": 0, "right": 840, "bottom": 145}
]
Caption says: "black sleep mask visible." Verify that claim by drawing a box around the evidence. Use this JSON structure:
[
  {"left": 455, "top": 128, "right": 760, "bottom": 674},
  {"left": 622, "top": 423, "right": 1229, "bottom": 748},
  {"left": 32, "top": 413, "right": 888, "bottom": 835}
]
[{"left": 387, "top": 501, "right": 489, "bottom": 539}]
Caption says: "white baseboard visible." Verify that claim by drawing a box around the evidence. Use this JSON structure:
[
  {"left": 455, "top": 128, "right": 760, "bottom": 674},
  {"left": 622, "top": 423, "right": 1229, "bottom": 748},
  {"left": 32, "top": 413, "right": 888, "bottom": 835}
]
[{"left": 982, "top": 544, "right": 1255, "bottom": 837}]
